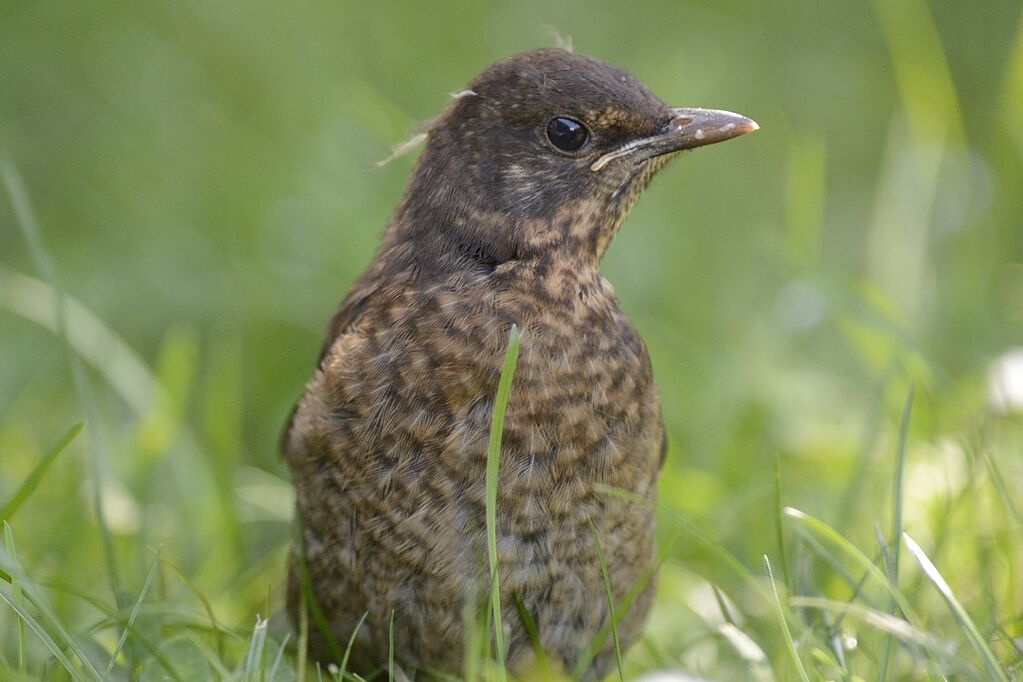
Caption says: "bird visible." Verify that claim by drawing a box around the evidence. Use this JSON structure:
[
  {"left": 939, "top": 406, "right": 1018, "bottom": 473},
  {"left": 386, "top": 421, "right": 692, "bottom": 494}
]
[{"left": 282, "top": 47, "right": 757, "bottom": 679}]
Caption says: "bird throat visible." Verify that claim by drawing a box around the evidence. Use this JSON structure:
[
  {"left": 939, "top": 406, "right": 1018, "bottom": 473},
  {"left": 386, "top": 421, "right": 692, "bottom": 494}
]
[{"left": 388, "top": 152, "right": 672, "bottom": 278}]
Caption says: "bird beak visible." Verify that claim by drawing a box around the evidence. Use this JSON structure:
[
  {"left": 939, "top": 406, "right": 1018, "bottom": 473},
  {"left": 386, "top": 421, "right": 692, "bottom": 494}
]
[
  {"left": 590, "top": 108, "right": 758, "bottom": 172},
  {"left": 657, "top": 108, "right": 759, "bottom": 153}
]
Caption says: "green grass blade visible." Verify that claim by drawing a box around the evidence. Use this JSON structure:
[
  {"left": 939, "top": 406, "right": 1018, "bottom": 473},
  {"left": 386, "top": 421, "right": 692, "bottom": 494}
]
[
  {"left": 268, "top": 634, "right": 289, "bottom": 681},
  {"left": 774, "top": 452, "right": 791, "bottom": 589},
  {"left": 2, "top": 159, "right": 122, "bottom": 600},
  {"left": 418, "top": 668, "right": 461, "bottom": 682},
  {"left": 340, "top": 611, "right": 368, "bottom": 678},
  {"left": 711, "top": 585, "right": 736, "bottom": 626},
  {"left": 158, "top": 557, "right": 238, "bottom": 651},
  {"left": 890, "top": 385, "right": 913, "bottom": 579},
  {"left": 298, "top": 579, "right": 308, "bottom": 681},
  {"left": 573, "top": 553, "right": 663, "bottom": 678},
  {"left": 33, "top": 579, "right": 184, "bottom": 681},
  {"left": 388, "top": 608, "right": 396, "bottom": 682},
  {"left": 2, "top": 523, "right": 27, "bottom": 675},
  {"left": 0, "top": 548, "right": 104, "bottom": 680},
  {"left": 587, "top": 518, "right": 624, "bottom": 681},
  {"left": 0, "top": 589, "right": 87, "bottom": 682},
  {"left": 597, "top": 486, "right": 842, "bottom": 670},
  {"left": 981, "top": 448, "right": 1022, "bottom": 526},
  {"left": 0, "top": 422, "right": 83, "bottom": 521},
  {"left": 784, "top": 507, "right": 921, "bottom": 626},
  {"left": 763, "top": 555, "right": 810, "bottom": 682},
  {"left": 103, "top": 547, "right": 161, "bottom": 680},
  {"left": 597, "top": 484, "right": 774, "bottom": 606},
  {"left": 295, "top": 544, "right": 345, "bottom": 664},
  {"left": 791, "top": 596, "right": 983, "bottom": 678},
  {"left": 511, "top": 592, "right": 547, "bottom": 674},
  {"left": 903, "top": 532, "right": 1010, "bottom": 682},
  {"left": 837, "top": 363, "right": 892, "bottom": 531},
  {"left": 485, "top": 323, "right": 521, "bottom": 677},
  {"left": 242, "top": 615, "right": 268, "bottom": 682},
  {"left": 879, "top": 385, "right": 913, "bottom": 681}
]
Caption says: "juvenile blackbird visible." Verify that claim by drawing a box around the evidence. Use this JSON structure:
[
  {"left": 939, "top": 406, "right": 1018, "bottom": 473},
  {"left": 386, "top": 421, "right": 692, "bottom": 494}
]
[{"left": 283, "top": 48, "right": 757, "bottom": 678}]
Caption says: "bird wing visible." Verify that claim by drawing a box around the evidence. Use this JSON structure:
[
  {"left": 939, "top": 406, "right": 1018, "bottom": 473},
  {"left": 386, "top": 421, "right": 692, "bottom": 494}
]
[{"left": 279, "top": 279, "right": 381, "bottom": 457}]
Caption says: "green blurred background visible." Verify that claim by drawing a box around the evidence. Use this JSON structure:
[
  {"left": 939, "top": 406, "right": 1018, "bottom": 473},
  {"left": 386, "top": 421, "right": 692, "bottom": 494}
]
[{"left": 1, "top": 1, "right": 1021, "bottom": 679}]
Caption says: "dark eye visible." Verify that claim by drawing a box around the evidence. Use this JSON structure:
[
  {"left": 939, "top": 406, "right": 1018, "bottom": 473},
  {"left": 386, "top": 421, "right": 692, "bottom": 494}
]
[{"left": 546, "top": 116, "right": 589, "bottom": 152}]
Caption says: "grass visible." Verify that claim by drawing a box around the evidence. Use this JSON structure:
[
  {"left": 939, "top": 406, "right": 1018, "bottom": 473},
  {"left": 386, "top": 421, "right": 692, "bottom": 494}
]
[
  {"left": 588, "top": 518, "right": 625, "bottom": 682},
  {"left": 6, "top": 293, "right": 1019, "bottom": 680},
  {"left": 484, "top": 323, "right": 521, "bottom": 680},
  {"left": 2, "top": 1, "right": 1023, "bottom": 680}
]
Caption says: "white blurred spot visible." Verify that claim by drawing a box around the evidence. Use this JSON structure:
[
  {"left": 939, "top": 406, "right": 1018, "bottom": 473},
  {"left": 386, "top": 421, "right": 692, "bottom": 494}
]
[
  {"left": 988, "top": 347, "right": 1023, "bottom": 414},
  {"left": 775, "top": 280, "right": 826, "bottom": 332},
  {"left": 101, "top": 481, "right": 142, "bottom": 534},
  {"left": 904, "top": 438, "right": 966, "bottom": 534}
]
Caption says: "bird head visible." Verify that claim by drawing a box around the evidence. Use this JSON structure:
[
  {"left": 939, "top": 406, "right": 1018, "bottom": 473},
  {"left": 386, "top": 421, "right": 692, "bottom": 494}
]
[{"left": 391, "top": 48, "right": 757, "bottom": 268}]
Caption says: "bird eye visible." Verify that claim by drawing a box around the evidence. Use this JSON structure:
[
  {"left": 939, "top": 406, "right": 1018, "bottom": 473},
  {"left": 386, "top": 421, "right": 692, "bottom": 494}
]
[{"left": 546, "top": 117, "right": 589, "bottom": 152}]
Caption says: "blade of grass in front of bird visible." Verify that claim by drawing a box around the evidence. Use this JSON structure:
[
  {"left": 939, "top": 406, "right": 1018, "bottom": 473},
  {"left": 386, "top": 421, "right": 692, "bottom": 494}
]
[
  {"left": 903, "top": 532, "right": 1010, "bottom": 682},
  {"left": 388, "top": 608, "right": 396, "bottom": 682},
  {"left": 573, "top": 548, "right": 667, "bottom": 678},
  {"left": 879, "top": 385, "right": 913, "bottom": 682},
  {"left": 597, "top": 484, "right": 774, "bottom": 606},
  {"left": 485, "top": 324, "right": 520, "bottom": 678},
  {"left": 339, "top": 611, "right": 368, "bottom": 679},
  {"left": 2, "top": 523, "right": 26, "bottom": 675},
  {"left": 295, "top": 539, "right": 345, "bottom": 663},
  {"left": 598, "top": 487, "right": 840, "bottom": 670},
  {"left": 298, "top": 579, "right": 309, "bottom": 682},
  {"left": 588, "top": 518, "right": 624, "bottom": 682},
  {"left": 511, "top": 592, "right": 548, "bottom": 675},
  {"left": 103, "top": 547, "right": 162, "bottom": 680},
  {"left": 764, "top": 555, "right": 810, "bottom": 682},
  {"left": 462, "top": 590, "right": 483, "bottom": 682},
  {"left": 0, "top": 422, "right": 83, "bottom": 522}
]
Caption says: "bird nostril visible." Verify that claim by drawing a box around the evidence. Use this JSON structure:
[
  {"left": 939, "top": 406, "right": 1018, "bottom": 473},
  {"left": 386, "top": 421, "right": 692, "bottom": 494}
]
[{"left": 671, "top": 116, "right": 692, "bottom": 128}]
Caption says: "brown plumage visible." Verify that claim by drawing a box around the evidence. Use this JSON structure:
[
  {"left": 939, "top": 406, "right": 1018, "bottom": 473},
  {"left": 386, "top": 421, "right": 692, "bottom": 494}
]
[{"left": 282, "top": 48, "right": 757, "bottom": 679}]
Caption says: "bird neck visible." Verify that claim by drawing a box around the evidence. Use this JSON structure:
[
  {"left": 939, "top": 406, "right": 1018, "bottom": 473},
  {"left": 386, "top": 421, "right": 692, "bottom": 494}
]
[{"left": 386, "top": 186, "right": 643, "bottom": 275}]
